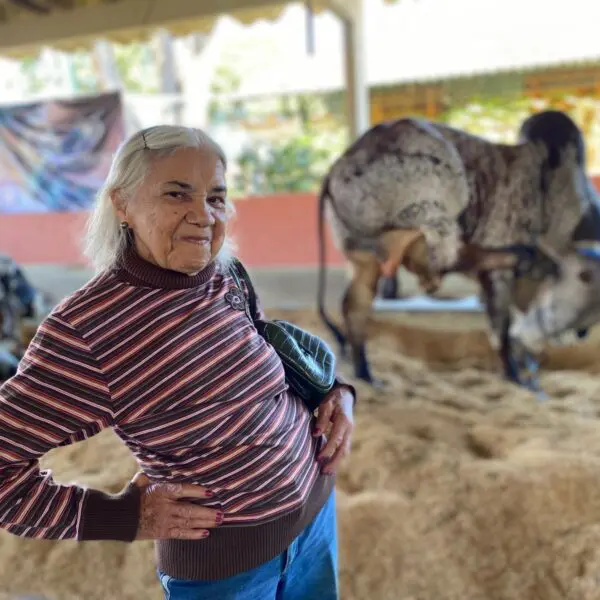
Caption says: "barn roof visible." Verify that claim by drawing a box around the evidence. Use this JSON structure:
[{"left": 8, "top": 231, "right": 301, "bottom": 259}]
[
  {"left": 206, "top": 0, "right": 600, "bottom": 98},
  {"left": 0, "top": 0, "right": 383, "bottom": 57}
]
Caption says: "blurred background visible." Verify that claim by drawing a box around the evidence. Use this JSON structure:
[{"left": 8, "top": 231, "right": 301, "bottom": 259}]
[
  {"left": 0, "top": 0, "right": 599, "bottom": 275},
  {"left": 2, "top": 2, "right": 600, "bottom": 599}
]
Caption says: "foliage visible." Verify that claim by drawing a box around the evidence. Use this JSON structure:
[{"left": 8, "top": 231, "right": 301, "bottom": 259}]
[
  {"left": 210, "top": 87, "right": 348, "bottom": 196},
  {"left": 15, "top": 42, "right": 159, "bottom": 96},
  {"left": 70, "top": 51, "right": 100, "bottom": 94},
  {"left": 112, "top": 42, "right": 159, "bottom": 93},
  {"left": 18, "top": 57, "right": 46, "bottom": 95},
  {"left": 233, "top": 132, "right": 340, "bottom": 196},
  {"left": 440, "top": 95, "right": 543, "bottom": 143},
  {"left": 440, "top": 94, "right": 600, "bottom": 170},
  {"left": 210, "top": 63, "right": 241, "bottom": 95}
]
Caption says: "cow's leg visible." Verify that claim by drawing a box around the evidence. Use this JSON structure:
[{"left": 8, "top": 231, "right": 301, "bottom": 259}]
[
  {"left": 342, "top": 250, "right": 382, "bottom": 386},
  {"left": 326, "top": 318, "right": 348, "bottom": 358},
  {"left": 508, "top": 336, "right": 546, "bottom": 398},
  {"left": 478, "top": 271, "right": 518, "bottom": 380},
  {"left": 379, "top": 274, "right": 400, "bottom": 299},
  {"left": 478, "top": 270, "right": 543, "bottom": 393}
]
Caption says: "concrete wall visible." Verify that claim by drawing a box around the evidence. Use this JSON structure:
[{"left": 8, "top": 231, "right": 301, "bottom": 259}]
[{"left": 2, "top": 178, "right": 600, "bottom": 267}]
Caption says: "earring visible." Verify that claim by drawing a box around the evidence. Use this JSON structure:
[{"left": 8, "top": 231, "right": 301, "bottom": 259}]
[{"left": 120, "top": 222, "right": 129, "bottom": 231}]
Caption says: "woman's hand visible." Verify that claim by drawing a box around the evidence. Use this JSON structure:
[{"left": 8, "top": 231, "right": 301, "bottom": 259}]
[
  {"left": 313, "top": 385, "right": 354, "bottom": 475},
  {"left": 132, "top": 473, "right": 223, "bottom": 541}
]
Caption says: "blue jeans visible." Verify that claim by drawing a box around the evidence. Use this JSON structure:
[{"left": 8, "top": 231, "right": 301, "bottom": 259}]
[{"left": 158, "top": 491, "right": 338, "bottom": 600}]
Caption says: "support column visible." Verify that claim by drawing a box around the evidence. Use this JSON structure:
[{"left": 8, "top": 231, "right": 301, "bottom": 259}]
[
  {"left": 179, "top": 31, "right": 220, "bottom": 128},
  {"left": 152, "top": 28, "right": 183, "bottom": 125},
  {"left": 329, "top": 0, "right": 369, "bottom": 140},
  {"left": 93, "top": 39, "right": 121, "bottom": 91}
]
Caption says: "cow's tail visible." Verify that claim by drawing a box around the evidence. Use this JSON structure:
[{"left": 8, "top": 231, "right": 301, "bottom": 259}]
[{"left": 317, "top": 175, "right": 347, "bottom": 349}]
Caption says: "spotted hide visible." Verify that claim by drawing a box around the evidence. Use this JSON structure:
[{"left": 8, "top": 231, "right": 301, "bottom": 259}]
[{"left": 317, "top": 111, "right": 600, "bottom": 392}]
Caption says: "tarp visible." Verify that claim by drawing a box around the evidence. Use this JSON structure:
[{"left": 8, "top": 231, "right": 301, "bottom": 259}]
[{"left": 0, "top": 91, "right": 124, "bottom": 213}]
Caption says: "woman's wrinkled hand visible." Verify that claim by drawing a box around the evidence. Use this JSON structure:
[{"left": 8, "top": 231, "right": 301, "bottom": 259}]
[
  {"left": 313, "top": 385, "right": 354, "bottom": 475},
  {"left": 132, "top": 473, "right": 223, "bottom": 541}
]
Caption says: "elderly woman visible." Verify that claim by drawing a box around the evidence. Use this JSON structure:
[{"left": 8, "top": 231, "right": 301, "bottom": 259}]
[{"left": 0, "top": 126, "right": 356, "bottom": 600}]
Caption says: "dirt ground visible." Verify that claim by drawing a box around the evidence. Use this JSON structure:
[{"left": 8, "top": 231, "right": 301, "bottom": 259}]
[{"left": 3, "top": 292, "right": 600, "bottom": 599}]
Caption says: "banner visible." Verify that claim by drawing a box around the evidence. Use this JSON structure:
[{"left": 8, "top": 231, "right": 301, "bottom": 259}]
[{"left": 0, "top": 92, "right": 125, "bottom": 213}]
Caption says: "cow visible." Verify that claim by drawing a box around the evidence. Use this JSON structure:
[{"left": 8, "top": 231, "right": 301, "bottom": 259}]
[
  {"left": 317, "top": 110, "right": 600, "bottom": 391},
  {"left": 508, "top": 240, "right": 600, "bottom": 355}
]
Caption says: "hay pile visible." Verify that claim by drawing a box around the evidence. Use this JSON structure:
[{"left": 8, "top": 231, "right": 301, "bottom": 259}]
[{"left": 3, "top": 310, "right": 600, "bottom": 600}]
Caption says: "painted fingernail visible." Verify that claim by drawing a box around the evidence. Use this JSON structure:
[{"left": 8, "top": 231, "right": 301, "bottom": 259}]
[
  {"left": 215, "top": 511, "right": 224, "bottom": 523},
  {"left": 202, "top": 531, "right": 210, "bottom": 538},
  {"left": 205, "top": 490, "right": 214, "bottom": 497},
  {"left": 318, "top": 456, "right": 330, "bottom": 465},
  {"left": 313, "top": 428, "right": 322, "bottom": 436}
]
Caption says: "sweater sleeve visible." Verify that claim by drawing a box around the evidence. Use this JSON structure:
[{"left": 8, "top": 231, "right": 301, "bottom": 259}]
[{"left": 0, "top": 313, "right": 139, "bottom": 542}]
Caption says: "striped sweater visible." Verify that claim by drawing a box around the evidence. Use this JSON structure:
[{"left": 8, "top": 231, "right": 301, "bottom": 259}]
[{"left": 0, "top": 247, "right": 345, "bottom": 580}]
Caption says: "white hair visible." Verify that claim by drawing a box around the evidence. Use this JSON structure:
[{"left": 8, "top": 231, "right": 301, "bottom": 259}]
[{"left": 83, "top": 125, "right": 236, "bottom": 273}]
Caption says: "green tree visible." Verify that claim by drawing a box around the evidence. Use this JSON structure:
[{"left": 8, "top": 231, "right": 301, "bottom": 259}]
[
  {"left": 208, "top": 63, "right": 244, "bottom": 123},
  {"left": 210, "top": 63, "right": 241, "bottom": 95},
  {"left": 18, "top": 57, "right": 46, "bottom": 95},
  {"left": 233, "top": 132, "right": 340, "bottom": 196},
  {"left": 112, "top": 42, "right": 159, "bottom": 93},
  {"left": 441, "top": 95, "right": 540, "bottom": 143},
  {"left": 70, "top": 51, "right": 100, "bottom": 93}
]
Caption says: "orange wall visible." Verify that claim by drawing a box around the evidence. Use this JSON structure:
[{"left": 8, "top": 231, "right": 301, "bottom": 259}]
[
  {"left": 2, "top": 177, "right": 600, "bottom": 268},
  {"left": 229, "top": 194, "right": 344, "bottom": 267},
  {"left": 0, "top": 194, "right": 345, "bottom": 268}
]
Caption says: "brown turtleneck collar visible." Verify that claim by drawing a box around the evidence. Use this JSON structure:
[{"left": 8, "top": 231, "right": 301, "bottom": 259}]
[{"left": 112, "top": 244, "right": 218, "bottom": 290}]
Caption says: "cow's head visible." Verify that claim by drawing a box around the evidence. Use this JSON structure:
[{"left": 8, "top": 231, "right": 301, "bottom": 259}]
[
  {"left": 509, "top": 241, "right": 600, "bottom": 353},
  {"left": 445, "top": 238, "right": 600, "bottom": 353}
]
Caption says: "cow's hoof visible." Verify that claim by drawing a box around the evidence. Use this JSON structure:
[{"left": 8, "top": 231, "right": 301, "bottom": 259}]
[
  {"left": 503, "top": 370, "right": 544, "bottom": 398},
  {"left": 369, "top": 377, "right": 387, "bottom": 390},
  {"left": 519, "top": 372, "right": 547, "bottom": 399},
  {"left": 355, "top": 371, "right": 385, "bottom": 389},
  {"left": 521, "top": 356, "right": 546, "bottom": 398},
  {"left": 523, "top": 377, "right": 545, "bottom": 397}
]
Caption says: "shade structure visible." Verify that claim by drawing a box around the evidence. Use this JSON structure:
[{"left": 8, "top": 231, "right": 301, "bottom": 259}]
[{"left": 0, "top": 0, "right": 372, "bottom": 138}]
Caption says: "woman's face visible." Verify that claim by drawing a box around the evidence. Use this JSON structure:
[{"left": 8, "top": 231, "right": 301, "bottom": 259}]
[{"left": 114, "top": 147, "right": 228, "bottom": 275}]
